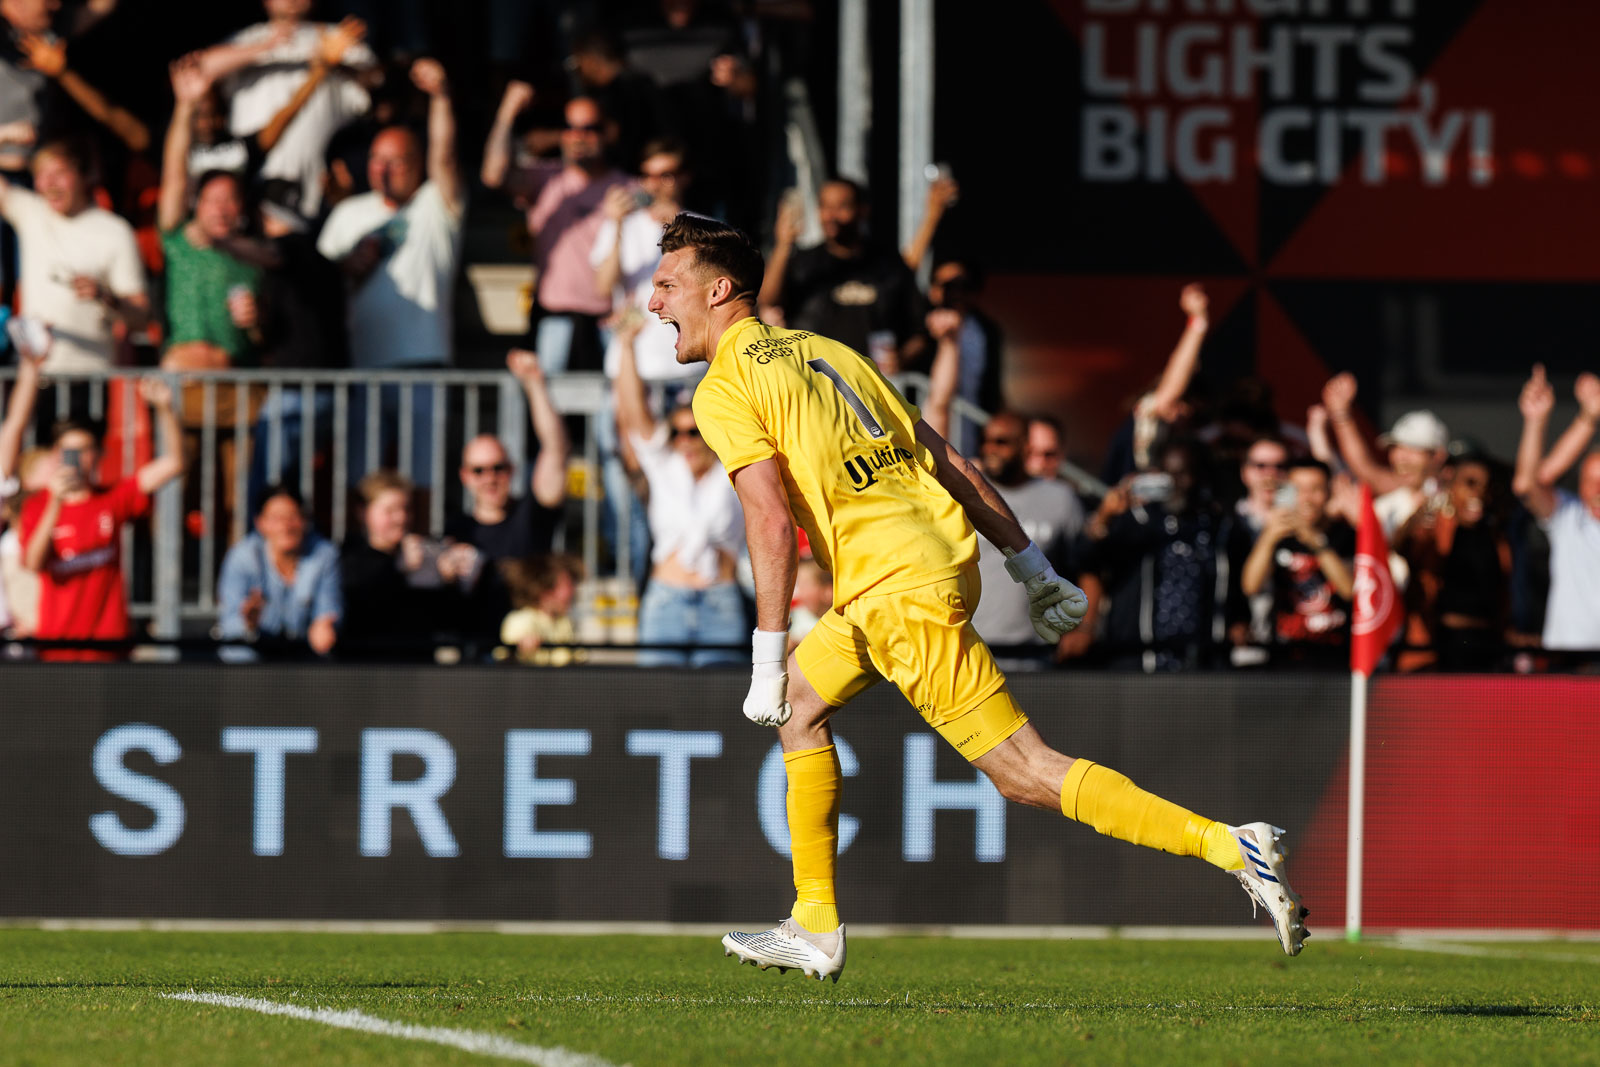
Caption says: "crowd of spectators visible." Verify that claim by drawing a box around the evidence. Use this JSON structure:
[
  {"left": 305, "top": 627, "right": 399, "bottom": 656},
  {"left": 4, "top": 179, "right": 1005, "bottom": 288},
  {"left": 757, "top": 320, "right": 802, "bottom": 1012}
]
[{"left": 0, "top": 0, "right": 1595, "bottom": 672}]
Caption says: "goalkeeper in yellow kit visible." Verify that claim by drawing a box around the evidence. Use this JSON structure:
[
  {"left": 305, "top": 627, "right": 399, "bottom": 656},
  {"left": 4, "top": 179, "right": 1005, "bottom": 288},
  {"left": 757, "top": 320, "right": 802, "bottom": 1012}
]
[{"left": 647, "top": 213, "right": 1308, "bottom": 982}]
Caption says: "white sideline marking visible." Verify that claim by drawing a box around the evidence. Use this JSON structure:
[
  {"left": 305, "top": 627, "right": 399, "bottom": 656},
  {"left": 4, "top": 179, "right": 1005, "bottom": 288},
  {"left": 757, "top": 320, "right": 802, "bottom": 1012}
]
[
  {"left": 12, "top": 918, "right": 1600, "bottom": 943},
  {"left": 163, "top": 992, "right": 623, "bottom": 1067},
  {"left": 1391, "top": 939, "right": 1600, "bottom": 965}
]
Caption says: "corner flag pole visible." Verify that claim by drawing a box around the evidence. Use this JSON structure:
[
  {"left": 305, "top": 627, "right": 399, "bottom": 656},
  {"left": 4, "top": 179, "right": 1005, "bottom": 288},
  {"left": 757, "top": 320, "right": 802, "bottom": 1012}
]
[
  {"left": 1345, "top": 670, "right": 1367, "bottom": 942},
  {"left": 1347, "top": 483, "right": 1396, "bottom": 944}
]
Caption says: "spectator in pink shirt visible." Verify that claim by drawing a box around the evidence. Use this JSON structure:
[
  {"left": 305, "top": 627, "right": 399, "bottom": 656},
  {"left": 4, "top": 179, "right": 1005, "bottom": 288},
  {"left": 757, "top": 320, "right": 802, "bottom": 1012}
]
[{"left": 482, "top": 86, "right": 631, "bottom": 373}]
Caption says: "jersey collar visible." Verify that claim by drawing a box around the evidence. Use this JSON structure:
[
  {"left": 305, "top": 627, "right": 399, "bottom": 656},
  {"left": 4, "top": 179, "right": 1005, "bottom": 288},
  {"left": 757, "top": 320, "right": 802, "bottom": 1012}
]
[{"left": 714, "top": 316, "right": 765, "bottom": 364}]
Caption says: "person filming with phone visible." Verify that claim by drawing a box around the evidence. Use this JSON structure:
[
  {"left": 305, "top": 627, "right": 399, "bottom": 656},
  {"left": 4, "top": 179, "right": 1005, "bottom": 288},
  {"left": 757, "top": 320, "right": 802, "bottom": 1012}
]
[
  {"left": 19, "top": 378, "right": 185, "bottom": 661},
  {"left": 1074, "top": 439, "right": 1243, "bottom": 672},
  {"left": 1238, "top": 458, "right": 1354, "bottom": 666}
]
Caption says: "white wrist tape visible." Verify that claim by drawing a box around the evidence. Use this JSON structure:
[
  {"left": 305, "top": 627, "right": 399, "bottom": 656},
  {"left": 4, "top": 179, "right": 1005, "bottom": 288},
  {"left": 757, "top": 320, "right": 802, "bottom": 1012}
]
[
  {"left": 1002, "top": 541, "right": 1049, "bottom": 584},
  {"left": 751, "top": 628, "right": 789, "bottom": 664}
]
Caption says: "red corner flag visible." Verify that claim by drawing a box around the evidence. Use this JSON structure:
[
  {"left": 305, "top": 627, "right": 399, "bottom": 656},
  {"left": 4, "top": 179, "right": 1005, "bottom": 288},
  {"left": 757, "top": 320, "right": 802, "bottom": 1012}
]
[{"left": 1351, "top": 483, "right": 1401, "bottom": 677}]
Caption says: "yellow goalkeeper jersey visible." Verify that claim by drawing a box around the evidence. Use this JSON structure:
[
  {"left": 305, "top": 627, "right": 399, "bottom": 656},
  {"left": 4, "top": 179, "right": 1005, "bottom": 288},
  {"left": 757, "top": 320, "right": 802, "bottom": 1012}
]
[{"left": 692, "top": 316, "right": 977, "bottom": 607}]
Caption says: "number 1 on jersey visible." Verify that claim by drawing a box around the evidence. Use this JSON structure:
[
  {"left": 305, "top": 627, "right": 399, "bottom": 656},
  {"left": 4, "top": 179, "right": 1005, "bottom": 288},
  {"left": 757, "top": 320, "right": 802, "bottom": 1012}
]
[{"left": 806, "top": 358, "right": 886, "bottom": 439}]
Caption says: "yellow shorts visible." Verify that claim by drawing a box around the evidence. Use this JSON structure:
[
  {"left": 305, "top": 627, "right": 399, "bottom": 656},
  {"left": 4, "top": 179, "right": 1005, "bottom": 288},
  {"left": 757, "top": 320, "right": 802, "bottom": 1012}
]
[{"left": 794, "top": 567, "right": 1029, "bottom": 761}]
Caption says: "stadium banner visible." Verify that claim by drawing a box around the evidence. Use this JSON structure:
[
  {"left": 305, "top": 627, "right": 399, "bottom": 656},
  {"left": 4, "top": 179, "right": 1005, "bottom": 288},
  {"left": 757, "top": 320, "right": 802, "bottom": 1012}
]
[
  {"left": 2, "top": 667, "right": 1593, "bottom": 928},
  {"left": 937, "top": 1, "right": 1600, "bottom": 459},
  {"left": 3, "top": 667, "right": 1346, "bottom": 925},
  {"left": 1297, "top": 675, "right": 1600, "bottom": 931}
]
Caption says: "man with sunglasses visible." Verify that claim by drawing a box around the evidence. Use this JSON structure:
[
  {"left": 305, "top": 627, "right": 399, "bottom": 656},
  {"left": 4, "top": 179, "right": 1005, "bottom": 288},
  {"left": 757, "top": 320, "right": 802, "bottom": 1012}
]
[
  {"left": 446, "top": 349, "right": 570, "bottom": 649},
  {"left": 971, "top": 410, "right": 1083, "bottom": 670},
  {"left": 483, "top": 91, "right": 631, "bottom": 375},
  {"left": 1237, "top": 437, "right": 1290, "bottom": 535},
  {"left": 1233, "top": 436, "right": 1293, "bottom": 652}
]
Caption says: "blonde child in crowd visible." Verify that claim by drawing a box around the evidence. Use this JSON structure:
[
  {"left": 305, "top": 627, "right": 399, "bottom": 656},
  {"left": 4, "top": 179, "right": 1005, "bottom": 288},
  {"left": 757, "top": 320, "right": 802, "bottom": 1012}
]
[{"left": 500, "top": 553, "right": 586, "bottom": 667}]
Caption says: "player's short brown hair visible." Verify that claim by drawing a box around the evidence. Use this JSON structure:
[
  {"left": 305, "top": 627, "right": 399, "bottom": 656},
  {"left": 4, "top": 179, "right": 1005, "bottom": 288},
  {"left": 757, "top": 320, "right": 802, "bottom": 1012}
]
[{"left": 658, "top": 212, "right": 763, "bottom": 303}]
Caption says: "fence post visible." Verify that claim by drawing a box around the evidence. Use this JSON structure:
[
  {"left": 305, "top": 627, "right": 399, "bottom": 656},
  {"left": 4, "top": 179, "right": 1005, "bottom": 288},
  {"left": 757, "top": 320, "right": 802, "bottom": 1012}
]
[{"left": 152, "top": 375, "right": 183, "bottom": 641}]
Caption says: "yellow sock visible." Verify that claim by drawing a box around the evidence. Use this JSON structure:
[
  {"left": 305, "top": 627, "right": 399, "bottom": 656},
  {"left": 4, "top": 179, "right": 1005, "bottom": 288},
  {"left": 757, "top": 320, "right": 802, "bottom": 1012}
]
[
  {"left": 785, "top": 744, "right": 842, "bottom": 933},
  {"left": 1061, "top": 760, "right": 1244, "bottom": 871}
]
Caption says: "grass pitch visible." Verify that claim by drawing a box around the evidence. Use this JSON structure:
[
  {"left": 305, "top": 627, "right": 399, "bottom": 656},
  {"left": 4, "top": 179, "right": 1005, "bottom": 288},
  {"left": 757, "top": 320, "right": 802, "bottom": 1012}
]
[{"left": 1, "top": 929, "right": 1596, "bottom": 1065}]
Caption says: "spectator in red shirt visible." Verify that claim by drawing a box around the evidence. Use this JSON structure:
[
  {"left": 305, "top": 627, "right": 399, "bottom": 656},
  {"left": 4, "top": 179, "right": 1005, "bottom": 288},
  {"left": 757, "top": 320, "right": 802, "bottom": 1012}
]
[{"left": 20, "top": 378, "right": 185, "bottom": 659}]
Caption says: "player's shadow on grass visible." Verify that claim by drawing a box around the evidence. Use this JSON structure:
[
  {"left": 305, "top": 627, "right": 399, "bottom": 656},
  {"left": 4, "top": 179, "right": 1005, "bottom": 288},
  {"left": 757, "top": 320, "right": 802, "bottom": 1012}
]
[{"left": 1425, "top": 1005, "right": 1578, "bottom": 1018}]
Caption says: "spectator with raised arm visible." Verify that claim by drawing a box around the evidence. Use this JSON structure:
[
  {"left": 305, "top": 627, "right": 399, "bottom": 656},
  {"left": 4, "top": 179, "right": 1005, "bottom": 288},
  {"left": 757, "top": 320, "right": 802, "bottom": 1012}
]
[
  {"left": 0, "top": 138, "right": 148, "bottom": 373},
  {"left": 172, "top": 20, "right": 368, "bottom": 208},
  {"left": 614, "top": 315, "right": 746, "bottom": 667},
  {"left": 1238, "top": 458, "right": 1354, "bottom": 667},
  {"left": 13, "top": 26, "right": 146, "bottom": 151},
  {"left": 591, "top": 137, "right": 703, "bottom": 582},
  {"left": 318, "top": 57, "right": 462, "bottom": 479},
  {"left": 158, "top": 61, "right": 264, "bottom": 372},
  {"left": 448, "top": 349, "right": 570, "bottom": 647},
  {"left": 484, "top": 88, "right": 630, "bottom": 374},
  {"left": 216, "top": 484, "right": 341, "bottom": 661},
  {"left": 759, "top": 179, "right": 924, "bottom": 369},
  {"left": 1319, "top": 371, "right": 1450, "bottom": 538},
  {"left": 905, "top": 256, "right": 1003, "bottom": 453},
  {"left": 20, "top": 377, "right": 184, "bottom": 660},
  {"left": 901, "top": 172, "right": 959, "bottom": 274},
  {"left": 0, "top": 0, "right": 53, "bottom": 174},
  {"left": 1394, "top": 450, "right": 1513, "bottom": 672},
  {"left": 1513, "top": 364, "right": 1600, "bottom": 654},
  {"left": 1101, "top": 284, "right": 1210, "bottom": 484},
  {"left": 194, "top": 0, "right": 377, "bottom": 221}
]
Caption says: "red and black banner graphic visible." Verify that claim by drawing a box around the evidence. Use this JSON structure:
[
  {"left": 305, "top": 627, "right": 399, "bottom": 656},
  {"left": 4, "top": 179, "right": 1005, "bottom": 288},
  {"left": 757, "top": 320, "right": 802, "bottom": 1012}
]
[{"left": 934, "top": 1, "right": 1600, "bottom": 459}]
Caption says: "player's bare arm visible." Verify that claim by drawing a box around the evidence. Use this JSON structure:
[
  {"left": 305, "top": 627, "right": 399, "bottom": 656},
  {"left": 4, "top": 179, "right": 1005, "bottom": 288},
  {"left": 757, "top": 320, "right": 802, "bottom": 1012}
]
[
  {"left": 914, "top": 418, "right": 1029, "bottom": 551},
  {"left": 731, "top": 457, "right": 799, "bottom": 727}
]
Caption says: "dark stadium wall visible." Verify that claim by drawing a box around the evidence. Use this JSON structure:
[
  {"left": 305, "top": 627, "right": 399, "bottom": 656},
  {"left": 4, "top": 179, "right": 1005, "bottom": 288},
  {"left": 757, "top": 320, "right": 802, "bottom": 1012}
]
[{"left": 6, "top": 666, "right": 1596, "bottom": 929}]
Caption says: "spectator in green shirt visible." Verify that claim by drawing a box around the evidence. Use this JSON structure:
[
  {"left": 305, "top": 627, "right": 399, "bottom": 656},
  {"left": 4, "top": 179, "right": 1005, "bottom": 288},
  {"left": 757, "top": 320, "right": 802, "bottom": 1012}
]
[
  {"left": 160, "top": 170, "right": 264, "bottom": 369},
  {"left": 158, "top": 57, "right": 267, "bottom": 370}
]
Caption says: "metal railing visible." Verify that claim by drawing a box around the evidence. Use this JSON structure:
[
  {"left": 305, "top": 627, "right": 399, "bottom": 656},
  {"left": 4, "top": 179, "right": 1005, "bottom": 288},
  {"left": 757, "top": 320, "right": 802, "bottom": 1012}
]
[{"left": 1, "top": 367, "right": 1103, "bottom": 643}]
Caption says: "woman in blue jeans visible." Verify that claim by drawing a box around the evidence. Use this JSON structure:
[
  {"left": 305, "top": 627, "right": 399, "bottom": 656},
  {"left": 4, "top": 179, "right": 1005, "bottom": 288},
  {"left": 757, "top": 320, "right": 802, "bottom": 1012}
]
[{"left": 615, "top": 319, "right": 747, "bottom": 667}]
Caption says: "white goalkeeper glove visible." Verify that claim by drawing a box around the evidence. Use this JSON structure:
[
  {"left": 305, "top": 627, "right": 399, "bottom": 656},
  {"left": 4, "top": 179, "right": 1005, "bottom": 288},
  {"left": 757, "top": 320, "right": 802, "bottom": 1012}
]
[
  {"left": 1003, "top": 541, "right": 1088, "bottom": 641},
  {"left": 743, "top": 628, "right": 792, "bottom": 727}
]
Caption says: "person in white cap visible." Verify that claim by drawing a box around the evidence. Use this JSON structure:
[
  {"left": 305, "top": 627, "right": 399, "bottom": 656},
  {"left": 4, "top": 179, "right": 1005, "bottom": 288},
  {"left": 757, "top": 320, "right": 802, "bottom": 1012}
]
[{"left": 1319, "top": 373, "right": 1450, "bottom": 539}]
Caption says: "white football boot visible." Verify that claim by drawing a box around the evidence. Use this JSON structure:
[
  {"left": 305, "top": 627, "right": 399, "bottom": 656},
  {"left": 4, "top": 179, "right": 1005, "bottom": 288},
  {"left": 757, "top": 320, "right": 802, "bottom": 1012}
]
[
  {"left": 722, "top": 918, "right": 847, "bottom": 982},
  {"left": 1229, "top": 822, "right": 1310, "bottom": 956}
]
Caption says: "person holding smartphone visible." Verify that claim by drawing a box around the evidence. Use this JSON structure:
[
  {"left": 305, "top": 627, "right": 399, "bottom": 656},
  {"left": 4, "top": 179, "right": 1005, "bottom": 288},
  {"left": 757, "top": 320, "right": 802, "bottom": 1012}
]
[
  {"left": 1238, "top": 458, "right": 1354, "bottom": 666},
  {"left": 19, "top": 378, "right": 185, "bottom": 661}
]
